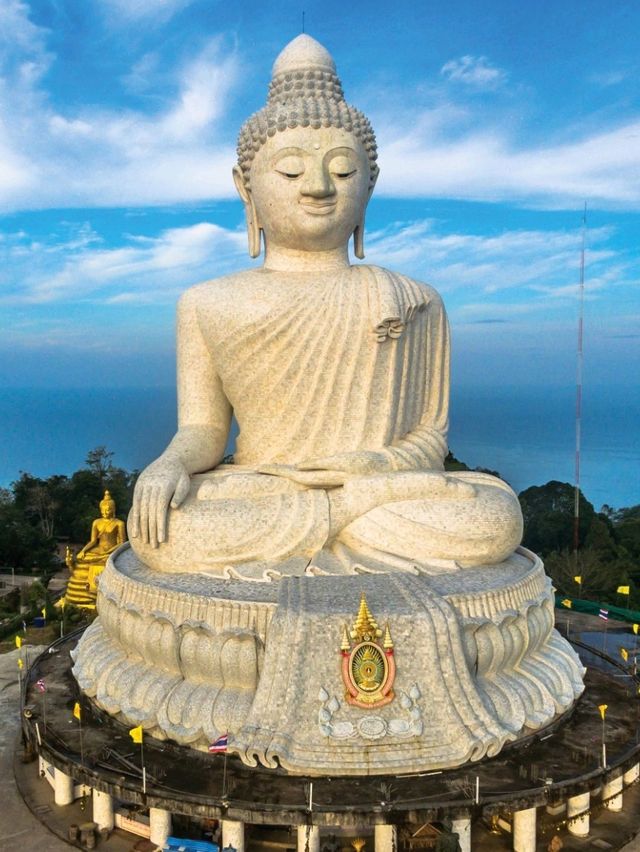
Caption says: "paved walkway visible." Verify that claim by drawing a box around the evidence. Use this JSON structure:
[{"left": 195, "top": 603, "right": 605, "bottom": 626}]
[
  {"left": 0, "top": 647, "right": 72, "bottom": 851},
  {"left": 0, "top": 647, "right": 141, "bottom": 852}
]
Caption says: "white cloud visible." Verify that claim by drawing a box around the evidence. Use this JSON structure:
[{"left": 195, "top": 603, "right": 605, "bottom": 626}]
[
  {"left": 0, "top": 7, "right": 638, "bottom": 213},
  {"left": 365, "top": 220, "right": 631, "bottom": 315},
  {"left": 8, "top": 215, "right": 615, "bottom": 312},
  {"left": 0, "top": 0, "right": 50, "bottom": 61},
  {"left": 440, "top": 55, "right": 507, "bottom": 88},
  {"left": 376, "top": 116, "right": 640, "bottom": 207},
  {"left": 588, "top": 69, "right": 629, "bottom": 88},
  {"left": 121, "top": 52, "right": 162, "bottom": 94},
  {"left": 0, "top": 25, "right": 239, "bottom": 210},
  {"left": 2, "top": 222, "right": 248, "bottom": 305}
]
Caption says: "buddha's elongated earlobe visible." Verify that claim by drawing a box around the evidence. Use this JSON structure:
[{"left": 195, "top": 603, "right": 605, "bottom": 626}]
[
  {"left": 353, "top": 176, "right": 377, "bottom": 259},
  {"left": 233, "top": 166, "right": 262, "bottom": 259},
  {"left": 245, "top": 197, "right": 261, "bottom": 259},
  {"left": 353, "top": 220, "right": 365, "bottom": 259}
]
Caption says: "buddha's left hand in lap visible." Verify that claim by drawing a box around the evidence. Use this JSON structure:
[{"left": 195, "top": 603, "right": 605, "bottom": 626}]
[
  {"left": 296, "top": 450, "right": 395, "bottom": 477},
  {"left": 257, "top": 461, "right": 476, "bottom": 500}
]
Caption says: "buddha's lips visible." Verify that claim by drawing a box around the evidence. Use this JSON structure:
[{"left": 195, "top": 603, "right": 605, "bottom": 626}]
[{"left": 299, "top": 200, "right": 337, "bottom": 214}]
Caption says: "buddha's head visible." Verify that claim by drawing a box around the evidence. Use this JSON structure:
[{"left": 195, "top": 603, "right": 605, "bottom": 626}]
[
  {"left": 234, "top": 35, "right": 379, "bottom": 260},
  {"left": 100, "top": 490, "right": 116, "bottom": 519}
]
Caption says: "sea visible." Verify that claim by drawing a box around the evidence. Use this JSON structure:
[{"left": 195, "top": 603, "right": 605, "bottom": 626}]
[{"left": 0, "top": 384, "right": 638, "bottom": 510}]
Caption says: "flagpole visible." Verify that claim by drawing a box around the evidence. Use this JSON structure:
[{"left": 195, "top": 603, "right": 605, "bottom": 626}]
[
  {"left": 78, "top": 708, "right": 84, "bottom": 766},
  {"left": 17, "top": 637, "right": 24, "bottom": 694},
  {"left": 222, "top": 749, "right": 228, "bottom": 800},
  {"left": 141, "top": 735, "right": 146, "bottom": 794}
]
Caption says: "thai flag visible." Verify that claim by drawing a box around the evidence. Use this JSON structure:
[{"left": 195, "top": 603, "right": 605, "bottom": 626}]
[
  {"left": 36, "top": 678, "right": 46, "bottom": 693},
  {"left": 599, "top": 609, "right": 609, "bottom": 621},
  {"left": 208, "top": 733, "right": 228, "bottom": 753}
]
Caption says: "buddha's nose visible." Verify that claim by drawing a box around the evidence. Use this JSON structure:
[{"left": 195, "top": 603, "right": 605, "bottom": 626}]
[{"left": 301, "top": 163, "right": 335, "bottom": 198}]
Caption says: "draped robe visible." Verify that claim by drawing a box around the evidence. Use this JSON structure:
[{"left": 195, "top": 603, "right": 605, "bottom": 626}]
[{"left": 130, "top": 265, "right": 522, "bottom": 577}]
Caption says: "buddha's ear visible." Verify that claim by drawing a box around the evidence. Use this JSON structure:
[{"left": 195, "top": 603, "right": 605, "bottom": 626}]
[
  {"left": 233, "top": 166, "right": 262, "bottom": 258},
  {"left": 353, "top": 171, "right": 378, "bottom": 260}
]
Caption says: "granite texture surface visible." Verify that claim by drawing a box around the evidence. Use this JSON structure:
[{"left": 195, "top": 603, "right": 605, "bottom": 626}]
[
  {"left": 72, "top": 546, "right": 585, "bottom": 774},
  {"left": 72, "top": 34, "right": 585, "bottom": 775}
]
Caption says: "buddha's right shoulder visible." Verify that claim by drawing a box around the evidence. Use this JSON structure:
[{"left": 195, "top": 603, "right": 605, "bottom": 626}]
[{"left": 178, "top": 269, "right": 261, "bottom": 310}]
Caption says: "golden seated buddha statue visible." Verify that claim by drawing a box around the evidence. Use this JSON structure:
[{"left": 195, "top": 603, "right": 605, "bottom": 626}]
[{"left": 64, "top": 490, "right": 126, "bottom": 608}]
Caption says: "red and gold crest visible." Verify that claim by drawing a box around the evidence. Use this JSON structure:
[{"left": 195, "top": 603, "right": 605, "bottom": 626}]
[{"left": 340, "top": 593, "right": 395, "bottom": 708}]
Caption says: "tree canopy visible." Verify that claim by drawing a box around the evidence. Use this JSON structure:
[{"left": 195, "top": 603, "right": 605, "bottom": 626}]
[
  {"left": 519, "top": 480, "right": 639, "bottom": 606},
  {"left": 1, "top": 447, "right": 135, "bottom": 573}
]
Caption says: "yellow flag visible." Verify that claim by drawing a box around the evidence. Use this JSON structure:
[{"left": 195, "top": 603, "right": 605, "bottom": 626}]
[
  {"left": 634, "top": 624, "right": 639, "bottom": 635},
  {"left": 598, "top": 704, "right": 608, "bottom": 720},
  {"left": 17, "top": 658, "right": 24, "bottom": 670},
  {"left": 41, "top": 607, "right": 46, "bottom": 619},
  {"left": 573, "top": 576, "right": 582, "bottom": 585},
  {"left": 73, "top": 702, "right": 81, "bottom": 721},
  {"left": 129, "top": 725, "right": 143, "bottom": 744},
  {"left": 561, "top": 599, "right": 572, "bottom": 608},
  {"left": 621, "top": 647, "right": 629, "bottom": 661},
  {"left": 617, "top": 585, "right": 630, "bottom": 595},
  {"left": 15, "top": 635, "right": 22, "bottom": 649}
]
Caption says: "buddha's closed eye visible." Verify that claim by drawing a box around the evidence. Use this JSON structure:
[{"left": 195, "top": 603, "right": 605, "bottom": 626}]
[{"left": 275, "top": 156, "right": 305, "bottom": 179}]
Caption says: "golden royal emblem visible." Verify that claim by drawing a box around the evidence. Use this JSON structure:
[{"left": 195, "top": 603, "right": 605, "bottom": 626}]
[{"left": 340, "top": 593, "right": 395, "bottom": 708}]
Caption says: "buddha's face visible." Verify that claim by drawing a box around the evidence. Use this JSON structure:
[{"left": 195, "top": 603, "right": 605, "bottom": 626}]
[
  {"left": 101, "top": 504, "right": 115, "bottom": 519},
  {"left": 245, "top": 126, "right": 372, "bottom": 253}
]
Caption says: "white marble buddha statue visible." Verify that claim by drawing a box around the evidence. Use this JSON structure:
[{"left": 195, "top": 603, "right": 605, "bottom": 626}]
[{"left": 128, "top": 35, "right": 523, "bottom": 580}]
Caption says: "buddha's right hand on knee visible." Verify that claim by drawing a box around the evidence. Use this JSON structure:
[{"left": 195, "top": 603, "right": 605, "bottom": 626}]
[{"left": 130, "top": 457, "right": 191, "bottom": 548}]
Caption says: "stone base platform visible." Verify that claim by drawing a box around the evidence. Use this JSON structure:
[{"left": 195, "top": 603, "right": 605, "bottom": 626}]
[
  {"left": 18, "top": 623, "right": 640, "bottom": 852},
  {"left": 71, "top": 544, "right": 584, "bottom": 775}
]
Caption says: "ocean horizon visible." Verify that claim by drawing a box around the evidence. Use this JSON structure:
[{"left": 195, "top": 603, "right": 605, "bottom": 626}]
[{"left": 0, "top": 384, "right": 638, "bottom": 510}]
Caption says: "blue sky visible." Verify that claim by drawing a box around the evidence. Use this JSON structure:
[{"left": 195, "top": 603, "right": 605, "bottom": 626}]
[{"left": 1, "top": 0, "right": 638, "bottom": 391}]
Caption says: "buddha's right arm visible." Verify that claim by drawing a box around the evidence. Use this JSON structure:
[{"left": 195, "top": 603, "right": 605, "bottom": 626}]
[
  {"left": 78, "top": 520, "right": 100, "bottom": 557},
  {"left": 130, "top": 288, "right": 232, "bottom": 547}
]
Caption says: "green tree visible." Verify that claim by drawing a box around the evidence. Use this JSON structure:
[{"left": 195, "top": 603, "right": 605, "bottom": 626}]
[
  {"left": 2, "top": 447, "right": 134, "bottom": 571},
  {"left": 545, "top": 548, "right": 620, "bottom": 600},
  {"left": 613, "top": 505, "right": 640, "bottom": 563},
  {"left": 519, "top": 481, "right": 596, "bottom": 557},
  {"left": 85, "top": 446, "right": 115, "bottom": 485},
  {"left": 0, "top": 489, "right": 57, "bottom": 573}
]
